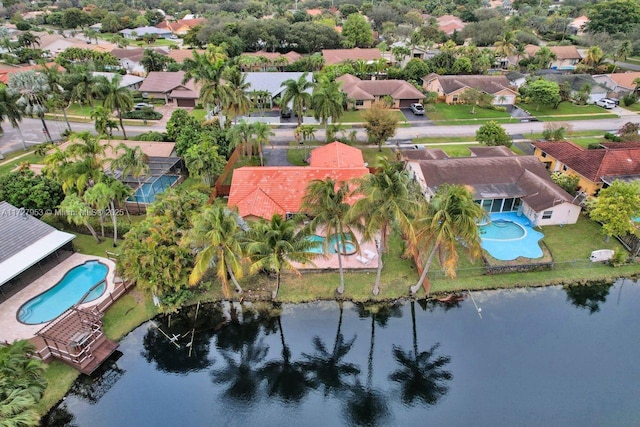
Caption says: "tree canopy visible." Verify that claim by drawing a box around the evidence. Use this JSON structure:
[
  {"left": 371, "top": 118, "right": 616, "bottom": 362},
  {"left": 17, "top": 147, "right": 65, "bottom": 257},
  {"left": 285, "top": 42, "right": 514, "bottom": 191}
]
[
  {"left": 475, "top": 121, "right": 512, "bottom": 147},
  {"left": 588, "top": 180, "right": 640, "bottom": 238}
]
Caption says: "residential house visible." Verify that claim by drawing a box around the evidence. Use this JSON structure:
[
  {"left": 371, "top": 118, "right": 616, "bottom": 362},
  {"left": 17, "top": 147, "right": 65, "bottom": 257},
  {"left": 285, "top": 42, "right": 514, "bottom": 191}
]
[
  {"left": 110, "top": 48, "right": 169, "bottom": 75},
  {"left": 239, "top": 51, "right": 303, "bottom": 71},
  {"left": 506, "top": 71, "right": 527, "bottom": 89},
  {"left": 436, "top": 15, "right": 466, "bottom": 36},
  {"left": 37, "top": 34, "right": 115, "bottom": 58},
  {"left": 337, "top": 74, "right": 426, "bottom": 109},
  {"left": 422, "top": 73, "right": 518, "bottom": 105},
  {"left": 243, "top": 72, "right": 314, "bottom": 109},
  {"left": 0, "top": 201, "right": 75, "bottom": 295},
  {"left": 401, "top": 146, "right": 581, "bottom": 226},
  {"left": 568, "top": 15, "right": 589, "bottom": 36},
  {"left": 228, "top": 142, "right": 370, "bottom": 220},
  {"left": 120, "top": 26, "right": 173, "bottom": 40},
  {"left": 384, "top": 41, "right": 438, "bottom": 67},
  {"left": 156, "top": 18, "right": 206, "bottom": 36},
  {"left": 533, "top": 141, "right": 640, "bottom": 196},
  {"left": 593, "top": 72, "right": 640, "bottom": 95},
  {"left": 321, "top": 48, "right": 382, "bottom": 66},
  {"left": 92, "top": 72, "right": 145, "bottom": 90},
  {"left": 525, "top": 45, "right": 582, "bottom": 71},
  {"left": 138, "top": 71, "right": 199, "bottom": 106},
  {"left": 167, "top": 49, "right": 204, "bottom": 64},
  {"left": 537, "top": 72, "right": 607, "bottom": 104},
  {"left": 0, "top": 62, "right": 62, "bottom": 84}
]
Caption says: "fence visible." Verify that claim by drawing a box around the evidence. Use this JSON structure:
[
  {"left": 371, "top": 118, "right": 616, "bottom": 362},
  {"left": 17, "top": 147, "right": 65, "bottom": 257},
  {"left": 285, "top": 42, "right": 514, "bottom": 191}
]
[{"left": 88, "top": 279, "right": 135, "bottom": 314}]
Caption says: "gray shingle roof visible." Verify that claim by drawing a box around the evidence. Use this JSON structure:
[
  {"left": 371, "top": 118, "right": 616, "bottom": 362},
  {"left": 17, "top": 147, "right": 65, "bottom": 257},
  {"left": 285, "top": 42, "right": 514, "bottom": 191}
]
[{"left": 0, "top": 201, "right": 57, "bottom": 263}]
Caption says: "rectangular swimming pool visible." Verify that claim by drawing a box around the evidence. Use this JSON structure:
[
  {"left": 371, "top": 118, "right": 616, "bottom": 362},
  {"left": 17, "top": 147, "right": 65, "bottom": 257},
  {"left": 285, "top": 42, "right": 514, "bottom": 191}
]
[{"left": 128, "top": 175, "right": 178, "bottom": 204}]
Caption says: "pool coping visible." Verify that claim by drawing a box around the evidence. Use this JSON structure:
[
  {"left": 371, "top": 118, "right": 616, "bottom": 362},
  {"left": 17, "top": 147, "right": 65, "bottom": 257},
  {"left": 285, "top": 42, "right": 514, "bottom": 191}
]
[{"left": 0, "top": 253, "right": 117, "bottom": 343}]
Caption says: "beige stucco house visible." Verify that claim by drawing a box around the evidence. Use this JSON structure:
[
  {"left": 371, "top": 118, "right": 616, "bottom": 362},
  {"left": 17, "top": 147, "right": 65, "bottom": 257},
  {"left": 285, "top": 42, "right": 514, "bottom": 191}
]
[{"left": 422, "top": 74, "right": 518, "bottom": 105}]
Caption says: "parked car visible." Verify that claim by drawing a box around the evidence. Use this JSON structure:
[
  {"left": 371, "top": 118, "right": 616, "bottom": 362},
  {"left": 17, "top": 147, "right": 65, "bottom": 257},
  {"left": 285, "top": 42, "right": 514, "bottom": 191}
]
[
  {"left": 595, "top": 99, "right": 616, "bottom": 109},
  {"left": 134, "top": 102, "right": 154, "bottom": 110},
  {"left": 410, "top": 103, "right": 425, "bottom": 115},
  {"left": 280, "top": 108, "right": 291, "bottom": 119},
  {"left": 599, "top": 97, "right": 619, "bottom": 106}
]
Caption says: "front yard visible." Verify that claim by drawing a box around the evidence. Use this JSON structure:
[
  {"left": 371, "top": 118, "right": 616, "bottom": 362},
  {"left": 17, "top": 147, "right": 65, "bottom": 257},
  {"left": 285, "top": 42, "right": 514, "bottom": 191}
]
[
  {"left": 426, "top": 104, "right": 514, "bottom": 125},
  {"left": 339, "top": 110, "right": 407, "bottom": 123},
  {"left": 517, "top": 102, "right": 618, "bottom": 121}
]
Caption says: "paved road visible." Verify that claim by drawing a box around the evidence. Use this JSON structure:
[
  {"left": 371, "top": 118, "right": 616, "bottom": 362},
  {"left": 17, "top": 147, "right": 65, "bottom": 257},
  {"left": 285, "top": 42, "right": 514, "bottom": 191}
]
[{"left": 2, "top": 114, "right": 639, "bottom": 156}]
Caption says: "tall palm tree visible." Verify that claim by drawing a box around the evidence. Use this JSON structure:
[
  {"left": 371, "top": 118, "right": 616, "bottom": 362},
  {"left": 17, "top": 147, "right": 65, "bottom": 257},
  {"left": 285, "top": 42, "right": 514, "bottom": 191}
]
[
  {"left": 409, "top": 184, "right": 486, "bottom": 296},
  {"left": 65, "top": 66, "right": 99, "bottom": 107},
  {"left": 220, "top": 66, "right": 253, "bottom": 125},
  {"left": 184, "top": 202, "right": 245, "bottom": 298},
  {"left": 67, "top": 131, "right": 107, "bottom": 172},
  {"left": 312, "top": 77, "right": 344, "bottom": 141},
  {"left": 582, "top": 45, "right": 605, "bottom": 71},
  {"left": 7, "top": 70, "right": 53, "bottom": 143},
  {"left": 59, "top": 193, "right": 101, "bottom": 242},
  {"left": 302, "top": 178, "right": 360, "bottom": 294},
  {"left": 84, "top": 181, "right": 113, "bottom": 239},
  {"left": 388, "top": 301, "right": 453, "bottom": 406},
  {"left": 245, "top": 214, "right": 318, "bottom": 299},
  {"left": 349, "top": 158, "right": 419, "bottom": 295},
  {"left": 281, "top": 72, "right": 313, "bottom": 127},
  {"left": 302, "top": 302, "right": 360, "bottom": 396},
  {"left": 183, "top": 49, "right": 227, "bottom": 120},
  {"left": 0, "top": 85, "right": 26, "bottom": 150},
  {"left": 229, "top": 120, "right": 254, "bottom": 157},
  {"left": 99, "top": 74, "right": 134, "bottom": 140},
  {"left": 110, "top": 143, "right": 150, "bottom": 187},
  {"left": 39, "top": 63, "right": 72, "bottom": 132},
  {"left": 251, "top": 121, "right": 275, "bottom": 166},
  {"left": 91, "top": 106, "right": 119, "bottom": 138},
  {"left": 493, "top": 31, "right": 516, "bottom": 58},
  {"left": 534, "top": 46, "right": 557, "bottom": 69},
  {"left": 514, "top": 43, "right": 526, "bottom": 67}
]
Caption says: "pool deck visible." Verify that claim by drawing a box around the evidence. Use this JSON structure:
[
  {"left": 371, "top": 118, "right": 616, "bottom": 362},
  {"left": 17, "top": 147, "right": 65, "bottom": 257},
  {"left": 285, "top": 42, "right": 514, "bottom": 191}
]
[
  {"left": 294, "top": 229, "right": 380, "bottom": 271},
  {"left": 0, "top": 253, "right": 117, "bottom": 344}
]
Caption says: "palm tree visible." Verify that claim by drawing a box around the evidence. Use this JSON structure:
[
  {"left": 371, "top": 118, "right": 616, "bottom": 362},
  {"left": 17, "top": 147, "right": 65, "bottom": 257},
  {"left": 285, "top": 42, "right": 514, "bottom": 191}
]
[
  {"left": 494, "top": 31, "right": 516, "bottom": 58},
  {"left": 349, "top": 158, "right": 419, "bottom": 295},
  {"left": 514, "top": 43, "right": 526, "bottom": 67},
  {"left": 99, "top": 74, "right": 134, "bottom": 140},
  {"left": 281, "top": 72, "right": 313, "bottom": 127},
  {"left": 184, "top": 202, "right": 245, "bottom": 298},
  {"left": 633, "top": 77, "right": 640, "bottom": 94},
  {"left": 65, "top": 67, "right": 98, "bottom": 107},
  {"left": 39, "top": 63, "right": 72, "bottom": 132},
  {"left": 302, "top": 302, "right": 360, "bottom": 396},
  {"left": 183, "top": 48, "right": 227, "bottom": 120},
  {"left": 91, "top": 106, "right": 119, "bottom": 138},
  {"left": 56, "top": 132, "right": 107, "bottom": 195},
  {"left": 302, "top": 178, "right": 360, "bottom": 294},
  {"left": 84, "top": 182, "right": 113, "bottom": 240},
  {"left": 0, "top": 85, "right": 26, "bottom": 150},
  {"left": 7, "top": 70, "right": 53, "bottom": 143},
  {"left": 582, "top": 45, "right": 605, "bottom": 70},
  {"left": 59, "top": 194, "right": 101, "bottom": 242},
  {"left": 245, "top": 214, "right": 318, "bottom": 299},
  {"left": 534, "top": 46, "right": 557, "bottom": 69},
  {"left": 229, "top": 120, "right": 254, "bottom": 157},
  {"left": 388, "top": 301, "right": 453, "bottom": 406},
  {"left": 220, "top": 66, "right": 252, "bottom": 125},
  {"left": 410, "top": 184, "right": 486, "bottom": 296},
  {"left": 110, "top": 143, "right": 150, "bottom": 188},
  {"left": 251, "top": 121, "right": 275, "bottom": 166},
  {"left": 312, "top": 77, "right": 344, "bottom": 141}
]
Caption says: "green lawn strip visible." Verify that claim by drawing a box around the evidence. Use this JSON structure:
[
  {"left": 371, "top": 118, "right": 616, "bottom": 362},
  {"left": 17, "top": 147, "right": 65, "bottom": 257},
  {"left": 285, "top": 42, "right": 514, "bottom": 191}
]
[
  {"left": 413, "top": 136, "right": 477, "bottom": 144},
  {"left": 0, "top": 153, "right": 45, "bottom": 175},
  {"left": 44, "top": 114, "right": 92, "bottom": 123},
  {"left": 287, "top": 147, "right": 308, "bottom": 165},
  {"left": 569, "top": 137, "right": 604, "bottom": 148},
  {"left": 537, "top": 114, "right": 618, "bottom": 122},
  {"left": 223, "top": 156, "right": 261, "bottom": 184},
  {"left": 420, "top": 143, "right": 475, "bottom": 157},
  {"left": 427, "top": 104, "right": 511, "bottom": 121},
  {"left": 621, "top": 103, "right": 640, "bottom": 112},
  {"left": 517, "top": 102, "right": 608, "bottom": 116},
  {"left": 189, "top": 109, "right": 207, "bottom": 121},
  {"left": 35, "top": 361, "right": 80, "bottom": 417},
  {"left": 102, "top": 291, "right": 158, "bottom": 341},
  {"left": 121, "top": 119, "right": 160, "bottom": 126},
  {"left": 361, "top": 147, "right": 394, "bottom": 165}
]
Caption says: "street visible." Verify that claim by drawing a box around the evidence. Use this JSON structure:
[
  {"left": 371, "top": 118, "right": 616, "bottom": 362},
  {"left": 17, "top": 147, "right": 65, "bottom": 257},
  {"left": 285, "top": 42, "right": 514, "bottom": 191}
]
[{"left": 1, "top": 115, "right": 638, "bottom": 156}]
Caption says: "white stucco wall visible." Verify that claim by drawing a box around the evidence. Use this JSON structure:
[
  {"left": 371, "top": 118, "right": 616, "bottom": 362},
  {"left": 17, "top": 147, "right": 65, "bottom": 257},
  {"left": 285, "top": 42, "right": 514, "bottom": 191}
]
[
  {"left": 404, "top": 161, "right": 433, "bottom": 200},
  {"left": 526, "top": 201, "right": 581, "bottom": 226}
]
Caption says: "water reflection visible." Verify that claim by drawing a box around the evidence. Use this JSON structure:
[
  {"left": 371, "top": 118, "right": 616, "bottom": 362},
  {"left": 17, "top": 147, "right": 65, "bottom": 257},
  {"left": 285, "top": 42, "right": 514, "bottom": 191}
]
[
  {"left": 49, "top": 281, "right": 640, "bottom": 426},
  {"left": 563, "top": 282, "right": 614, "bottom": 314}
]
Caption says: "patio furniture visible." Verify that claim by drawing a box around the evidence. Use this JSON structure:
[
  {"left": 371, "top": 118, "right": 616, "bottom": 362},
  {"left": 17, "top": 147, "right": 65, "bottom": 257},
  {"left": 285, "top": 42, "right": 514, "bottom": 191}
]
[
  {"left": 363, "top": 249, "right": 377, "bottom": 260},
  {"left": 356, "top": 255, "right": 371, "bottom": 265}
]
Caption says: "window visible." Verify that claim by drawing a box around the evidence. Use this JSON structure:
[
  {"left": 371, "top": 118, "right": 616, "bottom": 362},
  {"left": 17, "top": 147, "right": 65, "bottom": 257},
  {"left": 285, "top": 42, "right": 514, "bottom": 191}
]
[
  {"left": 355, "top": 100, "right": 364, "bottom": 106},
  {"left": 562, "top": 165, "right": 568, "bottom": 171},
  {"left": 542, "top": 211, "right": 553, "bottom": 219},
  {"left": 452, "top": 95, "right": 459, "bottom": 103},
  {"left": 286, "top": 212, "right": 296, "bottom": 220},
  {"left": 540, "top": 152, "right": 547, "bottom": 158}
]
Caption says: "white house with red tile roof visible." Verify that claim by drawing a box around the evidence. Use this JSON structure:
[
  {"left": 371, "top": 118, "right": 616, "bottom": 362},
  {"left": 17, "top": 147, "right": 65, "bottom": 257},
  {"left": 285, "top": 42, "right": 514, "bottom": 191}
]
[{"left": 228, "top": 142, "right": 370, "bottom": 220}]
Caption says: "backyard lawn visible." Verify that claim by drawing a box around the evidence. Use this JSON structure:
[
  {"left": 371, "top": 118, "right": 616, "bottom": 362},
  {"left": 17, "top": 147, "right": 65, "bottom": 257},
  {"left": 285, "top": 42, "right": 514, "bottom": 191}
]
[
  {"left": 0, "top": 152, "right": 45, "bottom": 175},
  {"left": 189, "top": 109, "right": 207, "bottom": 121}
]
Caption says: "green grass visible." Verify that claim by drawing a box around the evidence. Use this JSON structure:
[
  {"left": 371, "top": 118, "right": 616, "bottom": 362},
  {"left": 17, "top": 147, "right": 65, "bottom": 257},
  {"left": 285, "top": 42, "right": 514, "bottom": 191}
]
[
  {"left": 622, "top": 102, "right": 640, "bottom": 112},
  {"left": 413, "top": 135, "right": 477, "bottom": 144},
  {"left": 422, "top": 143, "right": 477, "bottom": 157},
  {"left": 538, "top": 114, "right": 618, "bottom": 122},
  {"left": 427, "top": 104, "right": 511, "bottom": 121},
  {"left": 35, "top": 361, "right": 80, "bottom": 416},
  {"left": 287, "top": 146, "right": 308, "bottom": 166},
  {"left": 339, "top": 110, "right": 407, "bottom": 123},
  {"left": 223, "top": 156, "right": 261, "bottom": 184},
  {"left": 0, "top": 153, "right": 45, "bottom": 175},
  {"left": 189, "top": 109, "right": 207, "bottom": 121},
  {"left": 569, "top": 137, "right": 604, "bottom": 148},
  {"left": 102, "top": 291, "right": 157, "bottom": 340},
  {"left": 65, "top": 101, "right": 103, "bottom": 118},
  {"left": 518, "top": 102, "right": 611, "bottom": 116},
  {"left": 361, "top": 147, "right": 394, "bottom": 165}
]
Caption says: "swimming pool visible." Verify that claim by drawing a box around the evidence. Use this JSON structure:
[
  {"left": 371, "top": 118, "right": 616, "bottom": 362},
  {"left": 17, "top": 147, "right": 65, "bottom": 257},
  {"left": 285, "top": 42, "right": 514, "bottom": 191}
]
[
  {"left": 17, "top": 260, "right": 108, "bottom": 325},
  {"left": 479, "top": 212, "right": 544, "bottom": 261},
  {"left": 307, "top": 234, "right": 357, "bottom": 255},
  {"left": 128, "top": 175, "right": 178, "bottom": 204}
]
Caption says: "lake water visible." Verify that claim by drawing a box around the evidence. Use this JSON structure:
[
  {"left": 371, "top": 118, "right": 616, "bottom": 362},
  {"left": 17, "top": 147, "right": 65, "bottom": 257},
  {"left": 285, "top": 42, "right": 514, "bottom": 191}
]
[{"left": 45, "top": 280, "right": 640, "bottom": 427}]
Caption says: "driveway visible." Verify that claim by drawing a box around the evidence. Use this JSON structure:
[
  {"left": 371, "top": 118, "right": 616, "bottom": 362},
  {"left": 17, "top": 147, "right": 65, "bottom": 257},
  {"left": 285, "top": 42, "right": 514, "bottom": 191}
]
[{"left": 400, "top": 108, "right": 432, "bottom": 124}]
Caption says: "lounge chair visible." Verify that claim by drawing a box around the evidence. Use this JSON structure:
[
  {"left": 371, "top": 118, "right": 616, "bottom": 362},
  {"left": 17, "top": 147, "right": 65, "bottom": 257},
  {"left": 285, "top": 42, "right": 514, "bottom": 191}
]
[
  {"left": 363, "top": 249, "right": 377, "bottom": 260},
  {"left": 356, "top": 255, "right": 371, "bottom": 265}
]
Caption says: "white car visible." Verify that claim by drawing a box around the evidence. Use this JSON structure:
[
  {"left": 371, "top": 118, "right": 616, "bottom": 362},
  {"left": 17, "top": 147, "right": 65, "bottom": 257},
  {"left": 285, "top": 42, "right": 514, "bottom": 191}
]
[
  {"left": 595, "top": 99, "right": 616, "bottom": 109},
  {"left": 410, "top": 103, "right": 425, "bottom": 115}
]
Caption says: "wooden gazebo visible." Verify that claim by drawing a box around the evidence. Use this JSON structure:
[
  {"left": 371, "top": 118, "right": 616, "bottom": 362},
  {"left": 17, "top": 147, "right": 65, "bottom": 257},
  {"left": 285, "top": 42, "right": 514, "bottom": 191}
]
[{"left": 34, "top": 308, "right": 118, "bottom": 375}]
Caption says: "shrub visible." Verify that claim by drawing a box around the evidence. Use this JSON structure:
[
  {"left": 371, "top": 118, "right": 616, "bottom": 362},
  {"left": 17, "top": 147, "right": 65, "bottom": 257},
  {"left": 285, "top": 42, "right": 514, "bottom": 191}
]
[
  {"left": 587, "top": 143, "right": 603, "bottom": 149},
  {"left": 136, "top": 131, "right": 168, "bottom": 141},
  {"left": 604, "top": 132, "right": 621, "bottom": 142},
  {"left": 16, "top": 21, "right": 31, "bottom": 31},
  {"left": 610, "top": 250, "right": 628, "bottom": 267},
  {"left": 122, "top": 110, "right": 162, "bottom": 120},
  {"left": 622, "top": 92, "right": 638, "bottom": 107}
]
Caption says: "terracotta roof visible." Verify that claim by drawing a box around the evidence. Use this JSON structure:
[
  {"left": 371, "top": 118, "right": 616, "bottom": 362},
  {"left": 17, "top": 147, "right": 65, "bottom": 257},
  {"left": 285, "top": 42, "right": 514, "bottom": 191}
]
[
  {"left": 240, "top": 50, "right": 302, "bottom": 64},
  {"left": 228, "top": 142, "right": 369, "bottom": 219},
  {"left": 157, "top": 18, "right": 206, "bottom": 32},
  {"left": 167, "top": 49, "right": 204, "bottom": 63},
  {"left": 138, "top": 71, "right": 196, "bottom": 94},
  {"left": 321, "top": 48, "right": 382, "bottom": 65},
  {"left": 533, "top": 141, "right": 640, "bottom": 182},
  {"left": 408, "top": 151, "right": 574, "bottom": 210},
  {"left": 569, "top": 15, "right": 589, "bottom": 29},
  {"left": 436, "top": 15, "right": 465, "bottom": 35},
  {"left": 337, "top": 74, "right": 425, "bottom": 101},
  {"left": 306, "top": 8, "right": 323, "bottom": 16},
  {"left": 524, "top": 44, "right": 582, "bottom": 60},
  {"left": 423, "top": 73, "right": 516, "bottom": 95},
  {"left": 0, "top": 62, "right": 62, "bottom": 84},
  {"left": 605, "top": 72, "right": 640, "bottom": 90}
]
